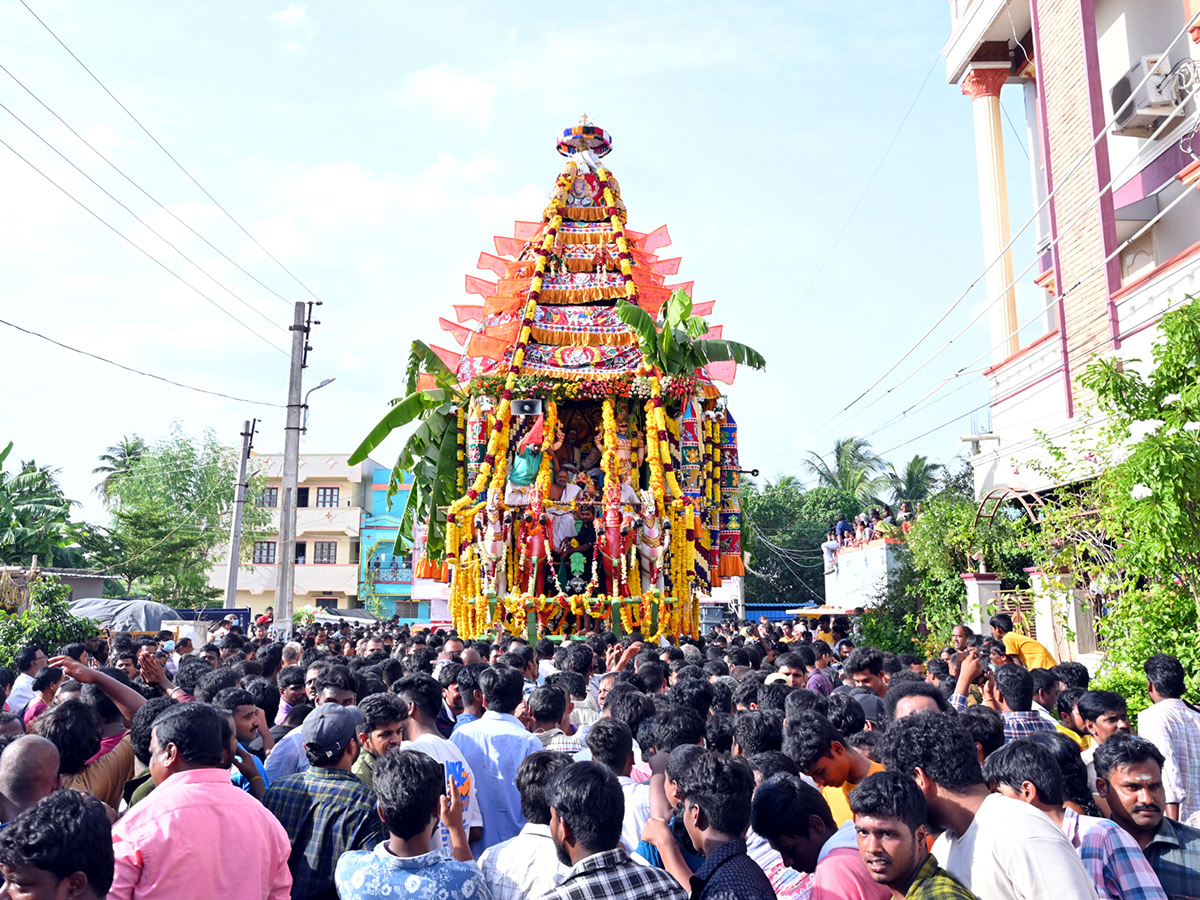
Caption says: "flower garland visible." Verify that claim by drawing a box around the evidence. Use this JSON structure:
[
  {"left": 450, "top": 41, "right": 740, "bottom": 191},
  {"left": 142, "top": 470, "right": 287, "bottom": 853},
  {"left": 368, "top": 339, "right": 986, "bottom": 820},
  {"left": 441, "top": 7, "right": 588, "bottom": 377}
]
[
  {"left": 648, "top": 374, "right": 684, "bottom": 500},
  {"left": 643, "top": 397, "right": 667, "bottom": 510},
  {"left": 596, "top": 167, "right": 638, "bottom": 302},
  {"left": 468, "top": 372, "right": 699, "bottom": 402},
  {"left": 456, "top": 407, "right": 466, "bottom": 493},
  {"left": 535, "top": 400, "right": 558, "bottom": 498}
]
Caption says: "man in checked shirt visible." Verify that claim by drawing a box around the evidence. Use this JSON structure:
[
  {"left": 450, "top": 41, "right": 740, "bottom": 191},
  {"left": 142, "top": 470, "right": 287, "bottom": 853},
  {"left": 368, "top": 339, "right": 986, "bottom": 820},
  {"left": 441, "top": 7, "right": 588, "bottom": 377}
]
[{"left": 535, "top": 761, "right": 687, "bottom": 900}]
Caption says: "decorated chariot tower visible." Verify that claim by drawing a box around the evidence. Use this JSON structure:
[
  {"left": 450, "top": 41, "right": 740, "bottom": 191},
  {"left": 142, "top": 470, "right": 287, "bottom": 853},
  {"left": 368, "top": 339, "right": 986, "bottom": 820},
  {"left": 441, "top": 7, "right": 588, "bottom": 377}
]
[{"left": 353, "top": 119, "right": 763, "bottom": 640}]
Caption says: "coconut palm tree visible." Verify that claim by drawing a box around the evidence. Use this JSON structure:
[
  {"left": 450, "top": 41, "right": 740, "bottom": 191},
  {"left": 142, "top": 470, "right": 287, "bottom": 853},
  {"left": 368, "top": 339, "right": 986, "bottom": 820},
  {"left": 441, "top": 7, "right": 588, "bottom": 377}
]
[
  {"left": 882, "top": 454, "right": 943, "bottom": 505},
  {"left": 93, "top": 435, "right": 146, "bottom": 503},
  {"left": 803, "top": 437, "right": 885, "bottom": 506}
]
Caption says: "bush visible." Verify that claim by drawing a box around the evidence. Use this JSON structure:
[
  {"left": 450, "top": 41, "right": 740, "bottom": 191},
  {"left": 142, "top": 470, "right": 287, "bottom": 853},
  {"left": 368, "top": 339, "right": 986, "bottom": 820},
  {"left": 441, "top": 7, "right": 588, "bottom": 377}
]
[{"left": 0, "top": 576, "right": 101, "bottom": 667}]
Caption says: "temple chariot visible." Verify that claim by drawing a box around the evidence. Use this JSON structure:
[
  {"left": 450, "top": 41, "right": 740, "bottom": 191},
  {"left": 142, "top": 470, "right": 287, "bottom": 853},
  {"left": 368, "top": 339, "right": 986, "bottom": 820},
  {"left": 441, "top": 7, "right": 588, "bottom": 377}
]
[{"left": 353, "top": 119, "right": 764, "bottom": 641}]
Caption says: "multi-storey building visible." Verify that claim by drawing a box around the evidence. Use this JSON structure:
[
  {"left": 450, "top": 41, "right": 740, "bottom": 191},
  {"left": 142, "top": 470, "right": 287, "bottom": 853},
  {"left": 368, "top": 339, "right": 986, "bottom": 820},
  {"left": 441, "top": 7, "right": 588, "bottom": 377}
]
[
  {"left": 358, "top": 468, "right": 420, "bottom": 620},
  {"left": 944, "top": 0, "right": 1200, "bottom": 496},
  {"left": 209, "top": 453, "right": 382, "bottom": 616},
  {"left": 944, "top": 0, "right": 1200, "bottom": 655}
]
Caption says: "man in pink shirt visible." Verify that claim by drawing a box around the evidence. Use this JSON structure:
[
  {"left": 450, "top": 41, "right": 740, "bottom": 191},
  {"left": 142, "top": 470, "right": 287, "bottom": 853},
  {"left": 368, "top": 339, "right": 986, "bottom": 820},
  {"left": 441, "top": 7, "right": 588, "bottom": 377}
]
[
  {"left": 751, "top": 772, "right": 891, "bottom": 900},
  {"left": 110, "top": 702, "right": 292, "bottom": 900}
]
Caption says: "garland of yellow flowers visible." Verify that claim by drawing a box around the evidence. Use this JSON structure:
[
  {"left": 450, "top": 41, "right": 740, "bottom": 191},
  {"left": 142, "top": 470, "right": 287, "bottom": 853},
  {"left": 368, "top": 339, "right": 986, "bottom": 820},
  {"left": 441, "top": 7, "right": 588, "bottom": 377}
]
[
  {"left": 456, "top": 407, "right": 466, "bottom": 493},
  {"left": 448, "top": 163, "right": 575, "bottom": 635},
  {"left": 596, "top": 168, "right": 637, "bottom": 302},
  {"left": 534, "top": 401, "right": 558, "bottom": 498}
]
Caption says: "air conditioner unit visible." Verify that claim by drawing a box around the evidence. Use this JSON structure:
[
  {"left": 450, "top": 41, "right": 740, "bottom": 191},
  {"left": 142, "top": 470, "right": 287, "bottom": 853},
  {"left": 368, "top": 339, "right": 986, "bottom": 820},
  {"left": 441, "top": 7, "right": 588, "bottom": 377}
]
[{"left": 1110, "top": 54, "right": 1173, "bottom": 138}]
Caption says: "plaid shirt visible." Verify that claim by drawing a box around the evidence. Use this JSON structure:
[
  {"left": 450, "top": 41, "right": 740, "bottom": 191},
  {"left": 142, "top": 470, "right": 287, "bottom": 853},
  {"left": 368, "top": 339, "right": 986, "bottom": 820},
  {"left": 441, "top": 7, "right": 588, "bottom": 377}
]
[
  {"left": 1002, "top": 710, "right": 1058, "bottom": 744},
  {"left": 1142, "top": 815, "right": 1200, "bottom": 900},
  {"left": 908, "top": 853, "right": 975, "bottom": 900},
  {"left": 1138, "top": 698, "right": 1200, "bottom": 821},
  {"left": 1061, "top": 808, "right": 1167, "bottom": 900},
  {"left": 533, "top": 847, "right": 688, "bottom": 900},
  {"left": 263, "top": 766, "right": 387, "bottom": 900}
]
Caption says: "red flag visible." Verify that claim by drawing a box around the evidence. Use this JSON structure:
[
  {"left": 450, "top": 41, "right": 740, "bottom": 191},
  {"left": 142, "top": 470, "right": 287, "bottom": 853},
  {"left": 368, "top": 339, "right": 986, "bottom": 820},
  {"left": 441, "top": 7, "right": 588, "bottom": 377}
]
[
  {"left": 430, "top": 345, "right": 462, "bottom": 372},
  {"left": 454, "top": 304, "right": 483, "bottom": 323},
  {"left": 439, "top": 318, "right": 473, "bottom": 345},
  {"left": 466, "top": 332, "right": 513, "bottom": 360},
  {"left": 692, "top": 301, "right": 715, "bottom": 316},
  {"left": 697, "top": 324, "right": 724, "bottom": 340},
  {"left": 483, "top": 294, "right": 524, "bottom": 317},
  {"left": 465, "top": 275, "right": 498, "bottom": 298},
  {"left": 513, "top": 221, "right": 541, "bottom": 240},
  {"left": 476, "top": 252, "right": 508, "bottom": 277},
  {"left": 703, "top": 361, "right": 737, "bottom": 384},
  {"left": 483, "top": 319, "right": 521, "bottom": 343},
  {"left": 494, "top": 236, "right": 525, "bottom": 257},
  {"left": 640, "top": 225, "right": 672, "bottom": 254},
  {"left": 416, "top": 373, "right": 437, "bottom": 392},
  {"left": 666, "top": 281, "right": 695, "bottom": 296},
  {"left": 653, "top": 257, "right": 682, "bottom": 276}
]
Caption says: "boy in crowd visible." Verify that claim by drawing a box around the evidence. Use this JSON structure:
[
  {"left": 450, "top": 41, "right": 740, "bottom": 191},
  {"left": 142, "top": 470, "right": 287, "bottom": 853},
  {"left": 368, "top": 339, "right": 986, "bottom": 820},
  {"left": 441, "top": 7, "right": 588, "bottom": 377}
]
[
  {"left": 850, "top": 771, "right": 974, "bottom": 900},
  {"left": 334, "top": 749, "right": 483, "bottom": 900}
]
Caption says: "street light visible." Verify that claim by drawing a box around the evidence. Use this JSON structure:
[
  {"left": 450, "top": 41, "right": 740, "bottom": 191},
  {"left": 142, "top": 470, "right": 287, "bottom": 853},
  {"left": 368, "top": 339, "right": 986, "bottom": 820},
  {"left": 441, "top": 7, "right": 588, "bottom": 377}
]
[{"left": 301, "top": 378, "right": 336, "bottom": 435}]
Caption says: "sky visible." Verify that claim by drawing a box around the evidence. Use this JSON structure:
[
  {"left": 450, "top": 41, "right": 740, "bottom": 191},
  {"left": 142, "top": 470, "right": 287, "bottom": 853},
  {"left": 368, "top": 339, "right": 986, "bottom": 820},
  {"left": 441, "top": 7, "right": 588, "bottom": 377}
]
[{"left": 0, "top": 1, "right": 1045, "bottom": 527}]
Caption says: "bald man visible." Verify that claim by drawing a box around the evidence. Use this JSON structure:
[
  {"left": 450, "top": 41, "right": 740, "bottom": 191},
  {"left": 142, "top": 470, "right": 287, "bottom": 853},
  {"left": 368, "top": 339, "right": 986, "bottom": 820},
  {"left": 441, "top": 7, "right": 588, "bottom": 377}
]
[{"left": 0, "top": 735, "right": 60, "bottom": 824}]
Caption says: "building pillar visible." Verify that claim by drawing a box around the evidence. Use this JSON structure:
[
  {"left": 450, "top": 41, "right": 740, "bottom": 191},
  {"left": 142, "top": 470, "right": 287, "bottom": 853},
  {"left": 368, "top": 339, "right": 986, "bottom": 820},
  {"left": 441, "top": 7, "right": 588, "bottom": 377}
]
[
  {"left": 963, "top": 66, "right": 1020, "bottom": 363},
  {"left": 960, "top": 572, "right": 1002, "bottom": 635}
]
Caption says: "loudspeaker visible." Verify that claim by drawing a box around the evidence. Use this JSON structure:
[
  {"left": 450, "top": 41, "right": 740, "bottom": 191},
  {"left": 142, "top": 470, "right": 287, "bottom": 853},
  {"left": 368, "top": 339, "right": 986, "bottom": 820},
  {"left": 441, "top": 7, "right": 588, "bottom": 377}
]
[{"left": 512, "top": 399, "right": 543, "bottom": 417}]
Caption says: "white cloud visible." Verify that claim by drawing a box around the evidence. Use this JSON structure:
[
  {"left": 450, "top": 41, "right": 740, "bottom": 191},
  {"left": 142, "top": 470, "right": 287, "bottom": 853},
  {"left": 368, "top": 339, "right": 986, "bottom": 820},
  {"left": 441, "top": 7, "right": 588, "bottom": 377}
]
[
  {"left": 391, "top": 64, "right": 499, "bottom": 124},
  {"left": 270, "top": 5, "right": 311, "bottom": 29}
]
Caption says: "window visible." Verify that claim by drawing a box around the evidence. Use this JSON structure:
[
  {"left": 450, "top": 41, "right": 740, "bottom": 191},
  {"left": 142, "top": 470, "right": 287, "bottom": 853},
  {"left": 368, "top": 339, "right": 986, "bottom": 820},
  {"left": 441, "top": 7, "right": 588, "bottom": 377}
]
[
  {"left": 297, "top": 487, "right": 309, "bottom": 507},
  {"left": 315, "top": 597, "right": 338, "bottom": 610},
  {"left": 295, "top": 542, "right": 307, "bottom": 565},
  {"left": 316, "top": 487, "right": 340, "bottom": 508},
  {"left": 314, "top": 541, "right": 337, "bottom": 564},
  {"left": 393, "top": 602, "right": 419, "bottom": 618},
  {"left": 253, "top": 541, "right": 276, "bottom": 564},
  {"left": 257, "top": 486, "right": 278, "bottom": 508}
]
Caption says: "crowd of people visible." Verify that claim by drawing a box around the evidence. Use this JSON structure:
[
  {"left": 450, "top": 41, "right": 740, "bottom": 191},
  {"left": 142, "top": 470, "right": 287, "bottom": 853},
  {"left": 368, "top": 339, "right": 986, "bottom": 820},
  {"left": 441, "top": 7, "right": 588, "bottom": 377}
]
[
  {"left": 0, "top": 609, "right": 1197, "bottom": 900},
  {"left": 821, "top": 504, "right": 916, "bottom": 574}
]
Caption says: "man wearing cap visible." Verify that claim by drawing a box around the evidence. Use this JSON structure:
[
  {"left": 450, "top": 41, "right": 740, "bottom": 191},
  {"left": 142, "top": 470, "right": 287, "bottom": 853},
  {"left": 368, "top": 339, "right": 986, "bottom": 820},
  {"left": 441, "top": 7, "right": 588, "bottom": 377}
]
[{"left": 263, "top": 704, "right": 387, "bottom": 900}]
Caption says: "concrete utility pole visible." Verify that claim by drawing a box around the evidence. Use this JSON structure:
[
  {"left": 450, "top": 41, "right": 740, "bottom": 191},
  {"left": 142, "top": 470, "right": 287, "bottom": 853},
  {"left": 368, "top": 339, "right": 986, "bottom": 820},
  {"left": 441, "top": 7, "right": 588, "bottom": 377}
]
[
  {"left": 224, "top": 418, "right": 257, "bottom": 608},
  {"left": 276, "top": 301, "right": 318, "bottom": 639}
]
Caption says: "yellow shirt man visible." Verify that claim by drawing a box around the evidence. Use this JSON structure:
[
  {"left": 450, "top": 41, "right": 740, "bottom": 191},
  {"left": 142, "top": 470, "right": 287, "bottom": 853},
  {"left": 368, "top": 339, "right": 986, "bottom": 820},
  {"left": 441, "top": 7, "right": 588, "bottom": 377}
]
[
  {"left": 823, "top": 759, "right": 886, "bottom": 826},
  {"left": 1001, "top": 631, "right": 1057, "bottom": 670}
]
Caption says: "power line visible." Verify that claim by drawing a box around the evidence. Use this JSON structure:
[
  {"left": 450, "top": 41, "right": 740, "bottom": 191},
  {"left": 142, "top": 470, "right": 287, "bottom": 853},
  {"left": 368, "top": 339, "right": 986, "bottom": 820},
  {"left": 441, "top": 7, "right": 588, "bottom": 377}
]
[
  {"left": 798, "top": 13, "right": 1200, "bottom": 440},
  {"left": 0, "top": 99, "right": 287, "bottom": 335},
  {"left": 0, "top": 315, "right": 285, "bottom": 407},
  {"left": 18, "top": 0, "right": 324, "bottom": 305},
  {"left": 766, "top": 52, "right": 941, "bottom": 355},
  {"left": 0, "top": 61, "right": 297, "bottom": 310},
  {"left": 0, "top": 134, "right": 289, "bottom": 356},
  {"left": 781, "top": 94, "right": 1199, "bottom": 463}
]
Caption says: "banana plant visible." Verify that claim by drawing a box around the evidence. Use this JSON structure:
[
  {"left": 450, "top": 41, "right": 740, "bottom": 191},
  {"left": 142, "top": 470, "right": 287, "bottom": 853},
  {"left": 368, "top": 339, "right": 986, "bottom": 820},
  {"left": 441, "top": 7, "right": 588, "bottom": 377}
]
[
  {"left": 615, "top": 289, "right": 766, "bottom": 376},
  {"left": 350, "top": 342, "right": 465, "bottom": 559}
]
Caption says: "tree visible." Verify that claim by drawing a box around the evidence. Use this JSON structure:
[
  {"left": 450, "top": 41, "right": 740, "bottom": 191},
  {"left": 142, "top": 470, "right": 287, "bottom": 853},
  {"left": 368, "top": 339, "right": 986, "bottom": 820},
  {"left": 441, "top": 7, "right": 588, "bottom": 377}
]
[
  {"left": 0, "top": 443, "right": 78, "bottom": 567},
  {"left": 98, "top": 424, "right": 268, "bottom": 606},
  {"left": 882, "top": 455, "right": 943, "bottom": 506},
  {"left": 0, "top": 575, "right": 100, "bottom": 668},
  {"left": 803, "top": 437, "right": 885, "bottom": 506},
  {"left": 93, "top": 435, "right": 146, "bottom": 503},
  {"left": 742, "top": 482, "right": 858, "bottom": 608}
]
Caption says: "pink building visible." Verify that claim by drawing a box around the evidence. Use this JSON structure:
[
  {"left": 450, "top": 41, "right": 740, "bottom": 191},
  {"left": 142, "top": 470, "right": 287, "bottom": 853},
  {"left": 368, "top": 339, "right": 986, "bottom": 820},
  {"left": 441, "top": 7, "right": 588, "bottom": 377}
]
[{"left": 945, "top": 0, "right": 1200, "bottom": 497}]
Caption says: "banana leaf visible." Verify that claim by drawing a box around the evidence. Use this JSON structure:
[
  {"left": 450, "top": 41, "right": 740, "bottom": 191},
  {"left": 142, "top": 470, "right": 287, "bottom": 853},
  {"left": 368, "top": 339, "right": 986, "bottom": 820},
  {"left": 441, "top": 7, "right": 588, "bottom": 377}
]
[
  {"left": 686, "top": 338, "right": 767, "bottom": 371},
  {"left": 352, "top": 389, "right": 448, "bottom": 465}
]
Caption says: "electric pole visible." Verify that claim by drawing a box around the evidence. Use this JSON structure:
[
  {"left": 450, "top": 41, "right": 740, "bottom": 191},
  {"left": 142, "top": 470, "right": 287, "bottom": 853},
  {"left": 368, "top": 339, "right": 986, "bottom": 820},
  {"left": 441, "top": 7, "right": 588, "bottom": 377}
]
[
  {"left": 224, "top": 418, "right": 256, "bottom": 608},
  {"left": 276, "top": 301, "right": 319, "bottom": 639}
]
